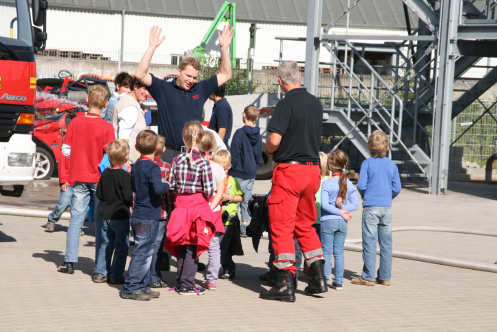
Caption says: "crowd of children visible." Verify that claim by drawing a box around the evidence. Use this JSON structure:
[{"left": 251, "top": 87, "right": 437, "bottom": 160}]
[{"left": 48, "top": 81, "right": 401, "bottom": 300}]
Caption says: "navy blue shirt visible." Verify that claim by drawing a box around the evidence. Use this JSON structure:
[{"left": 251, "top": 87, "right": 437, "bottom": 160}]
[
  {"left": 146, "top": 74, "right": 219, "bottom": 146},
  {"left": 208, "top": 98, "right": 233, "bottom": 146},
  {"left": 131, "top": 159, "right": 170, "bottom": 220}
]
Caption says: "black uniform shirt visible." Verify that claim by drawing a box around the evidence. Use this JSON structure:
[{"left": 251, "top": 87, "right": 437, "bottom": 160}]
[{"left": 267, "top": 88, "right": 323, "bottom": 162}]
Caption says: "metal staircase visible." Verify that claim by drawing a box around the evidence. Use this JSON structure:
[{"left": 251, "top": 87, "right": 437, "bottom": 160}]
[{"left": 276, "top": 0, "right": 497, "bottom": 193}]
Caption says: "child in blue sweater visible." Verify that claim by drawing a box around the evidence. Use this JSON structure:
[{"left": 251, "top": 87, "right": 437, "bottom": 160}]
[
  {"left": 352, "top": 130, "right": 401, "bottom": 287},
  {"left": 320, "top": 150, "right": 359, "bottom": 290}
]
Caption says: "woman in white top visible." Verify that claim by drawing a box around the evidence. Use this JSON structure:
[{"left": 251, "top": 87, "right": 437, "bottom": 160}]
[{"left": 111, "top": 77, "right": 149, "bottom": 163}]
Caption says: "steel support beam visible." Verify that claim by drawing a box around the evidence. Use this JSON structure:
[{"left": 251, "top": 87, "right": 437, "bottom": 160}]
[
  {"left": 304, "top": 0, "right": 322, "bottom": 96},
  {"left": 452, "top": 66, "right": 497, "bottom": 117},
  {"left": 402, "top": 0, "right": 440, "bottom": 32},
  {"left": 430, "top": 0, "right": 460, "bottom": 195},
  {"left": 453, "top": 40, "right": 497, "bottom": 57},
  {"left": 458, "top": 24, "right": 497, "bottom": 39},
  {"left": 320, "top": 34, "right": 437, "bottom": 41}
]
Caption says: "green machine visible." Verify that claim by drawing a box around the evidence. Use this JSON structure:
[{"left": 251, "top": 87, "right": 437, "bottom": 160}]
[{"left": 190, "top": 1, "right": 236, "bottom": 68}]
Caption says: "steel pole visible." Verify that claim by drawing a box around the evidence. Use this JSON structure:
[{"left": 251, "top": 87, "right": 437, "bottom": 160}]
[
  {"left": 118, "top": 10, "right": 125, "bottom": 73},
  {"left": 304, "top": 0, "right": 323, "bottom": 96}
]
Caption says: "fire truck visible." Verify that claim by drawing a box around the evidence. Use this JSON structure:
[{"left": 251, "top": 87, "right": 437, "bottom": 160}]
[{"left": 0, "top": 0, "right": 47, "bottom": 196}]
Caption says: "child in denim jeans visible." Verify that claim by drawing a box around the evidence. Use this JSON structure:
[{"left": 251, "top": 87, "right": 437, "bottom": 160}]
[
  {"left": 200, "top": 132, "right": 226, "bottom": 290},
  {"left": 121, "top": 130, "right": 170, "bottom": 301},
  {"left": 320, "top": 150, "right": 359, "bottom": 290},
  {"left": 353, "top": 130, "right": 401, "bottom": 287},
  {"left": 94, "top": 139, "right": 133, "bottom": 284}
]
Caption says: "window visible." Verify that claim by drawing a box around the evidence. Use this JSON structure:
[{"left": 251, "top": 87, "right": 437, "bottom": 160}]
[{"left": 171, "top": 55, "right": 183, "bottom": 66}]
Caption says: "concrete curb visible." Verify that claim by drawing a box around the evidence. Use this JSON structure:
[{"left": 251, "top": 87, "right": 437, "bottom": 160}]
[{"left": 0, "top": 207, "right": 71, "bottom": 220}]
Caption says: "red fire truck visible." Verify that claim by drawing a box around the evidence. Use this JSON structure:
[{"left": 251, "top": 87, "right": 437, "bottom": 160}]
[{"left": 0, "top": 0, "right": 47, "bottom": 196}]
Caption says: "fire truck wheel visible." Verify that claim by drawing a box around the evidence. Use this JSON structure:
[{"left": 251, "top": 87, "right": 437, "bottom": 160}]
[{"left": 34, "top": 147, "right": 55, "bottom": 180}]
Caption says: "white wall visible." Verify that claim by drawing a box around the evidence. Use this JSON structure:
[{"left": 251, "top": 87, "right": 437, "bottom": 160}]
[{"left": 4, "top": 5, "right": 409, "bottom": 66}]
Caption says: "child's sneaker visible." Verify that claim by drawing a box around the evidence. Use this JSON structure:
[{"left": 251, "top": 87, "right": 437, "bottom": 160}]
[
  {"left": 120, "top": 290, "right": 152, "bottom": 301},
  {"left": 218, "top": 269, "right": 235, "bottom": 279},
  {"left": 351, "top": 277, "right": 374, "bottom": 286},
  {"left": 205, "top": 283, "right": 217, "bottom": 291},
  {"left": 331, "top": 282, "right": 343, "bottom": 290},
  {"left": 57, "top": 262, "right": 74, "bottom": 274},
  {"left": 45, "top": 220, "right": 55, "bottom": 232},
  {"left": 93, "top": 274, "right": 108, "bottom": 283},
  {"left": 375, "top": 278, "right": 391, "bottom": 286},
  {"left": 144, "top": 288, "right": 160, "bottom": 298},
  {"left": 177, "top": 286, "right": 206, "bottom": 295},
  {"left": 150, "top": 280, "right": 168, "bottom": 288}
]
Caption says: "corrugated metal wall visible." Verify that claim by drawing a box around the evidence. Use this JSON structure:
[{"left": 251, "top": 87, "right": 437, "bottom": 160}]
[{"left": 0, "top": 5, "right": 17, "bottom": 38}]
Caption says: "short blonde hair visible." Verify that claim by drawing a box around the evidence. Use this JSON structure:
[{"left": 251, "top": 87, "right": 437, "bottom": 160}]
[
  {"left": 179, "top": 57, "right": 201, "bottom": 71},
  {"left": 213, "top": 149, "right": 231, "bottom": 165},
  {"left": 88, "top": 85, "right": 109, "bottom": 109},
  {"left": 200, "top": 131, "right": 217, "bottom": 159},
  {"left": 136, "top": 130, "right": 158, "bottom": 155},
  {"left": 244, "top": 105, "right": 259, "bottom": 122},
  {"left": 319, "top": 151, "right": 330, "bottom": 178},
  {"left": 156, "top": 135, "right": 165, "bottom": 157},
  {"left": 107, "top": 139, "right": 129, "bottom": 166},
  {"left": 368, "top": 130, "right": 389, "bottom": 158}
]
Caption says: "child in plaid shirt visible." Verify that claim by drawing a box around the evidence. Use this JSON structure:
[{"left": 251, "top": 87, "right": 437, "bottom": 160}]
[
  {"left": 149, "top": 135, "right": 175, "bottom": 288},
  {"left": 165, "top": 121, "right": 224, "bottom": 295}
]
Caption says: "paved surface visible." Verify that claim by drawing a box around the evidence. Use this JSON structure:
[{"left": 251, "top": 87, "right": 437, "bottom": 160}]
[{"left": 1, "top": 179, "right": 497, "bottom": 331}]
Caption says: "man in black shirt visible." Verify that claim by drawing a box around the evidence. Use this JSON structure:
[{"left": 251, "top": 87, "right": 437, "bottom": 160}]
[
  {"left": 135, "top": 25, "right": 234, "bottom": 163},
  {"left": 259, "top": 61, "right": 327, "bottom": 302},
  {"left": 208, "top": 84, "right": 233, "bottom": 147}
]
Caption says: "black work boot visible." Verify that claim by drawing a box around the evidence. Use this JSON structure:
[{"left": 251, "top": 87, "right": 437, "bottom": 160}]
[
  {"left": 259, "top": 269, "right": 296, "bottom": 302},
  {"left": 304, "top": 259, "right": 328, "bottom": 295}
]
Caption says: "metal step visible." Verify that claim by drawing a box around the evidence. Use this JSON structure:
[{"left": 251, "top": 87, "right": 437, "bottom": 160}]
[
  {"left": 399, "top": 173, "right": 428, "bottom": 178},
  {"left": 393, "top": 160, "right": 430, "bottom": 165},
  {"left": 324, "top": 110, "right": 371, "bottom": 159}
]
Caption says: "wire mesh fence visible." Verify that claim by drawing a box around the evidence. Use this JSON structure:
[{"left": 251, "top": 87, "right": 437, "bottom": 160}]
[{"left": 451, "top": 100, "right": 497, "bottom": 167}]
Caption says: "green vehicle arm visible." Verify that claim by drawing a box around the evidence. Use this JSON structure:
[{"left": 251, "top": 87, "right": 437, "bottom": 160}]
[{"left": 190, "top": 1, "right": 236, "bottom": 68}]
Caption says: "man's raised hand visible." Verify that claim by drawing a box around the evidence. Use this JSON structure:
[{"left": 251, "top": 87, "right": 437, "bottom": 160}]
[
  {"left": 149, "top": 26, "right": 166, "bottom": 48},
  {"left": 218, "top": 24, "right": 234, "bottom": 49}
]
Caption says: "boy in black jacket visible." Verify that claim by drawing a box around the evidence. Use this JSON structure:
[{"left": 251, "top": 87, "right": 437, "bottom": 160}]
[
  {"left": 229, "top": 105, "right": 262, "bottom": 237},
  {"left": 95, "top": 139, "right": 133, "bottom": 284}
]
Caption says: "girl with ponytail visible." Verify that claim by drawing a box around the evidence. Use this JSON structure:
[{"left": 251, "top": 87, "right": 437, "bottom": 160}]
[
  {"left": 319, "top": 149, "right": 359, "bottom": 290},
  {"left": 165, "top": 121, "right": 225, "bottom": 295}
]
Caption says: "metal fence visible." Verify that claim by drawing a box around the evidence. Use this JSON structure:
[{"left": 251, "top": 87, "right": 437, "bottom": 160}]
[
  {"left": 35, "top": 49, "right": 352, "bottom": 96},
  {"left": 451, "top": 100, "right": 497, "bottom": 166}
]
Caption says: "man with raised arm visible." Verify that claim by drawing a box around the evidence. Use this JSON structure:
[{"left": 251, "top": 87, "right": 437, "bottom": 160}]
[{"left": 135, "top": 25, "right": 234, "bottom": 163}]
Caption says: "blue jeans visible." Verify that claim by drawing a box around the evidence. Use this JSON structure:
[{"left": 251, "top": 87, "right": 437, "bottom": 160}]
[
  {"left": 93, "top": 196, "right": 103, "bottom": 262},
  {"left": 321, "top": 219, "right": 348, "bottom": 284},
  {"left": 361, "top": 206, "right": 393, "bottom": 281},
  {"left": 123, "top": 217, "right": 159, "bottom": 294},
  {"left": 150, "top": 219, "right": 167, "bottom": 283},
  {"left": 48, "top": 186, "right": 73, "bottom": 223},
  {"left": 94, "top": 219, "right": 130, "bottom": 280},
  {"left": 234, "top": 177, "right": 255, "bottom": 223},
  {"left": 219, "top": 224, "right": 236, "bottom": 273},
  {"left": 64, "top": 182, "right": 98, "bottom": 263}
]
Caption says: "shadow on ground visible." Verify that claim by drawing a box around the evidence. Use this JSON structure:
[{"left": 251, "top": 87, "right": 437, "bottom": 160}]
[
  {"left": 33, "top": 249, "right": 96, "bottom": 280},
  {"left": 447, "top": 181, "right": 497, "bottom": 200}
]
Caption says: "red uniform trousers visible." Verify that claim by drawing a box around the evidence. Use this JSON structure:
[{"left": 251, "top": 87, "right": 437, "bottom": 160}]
[{"left": 268, "top": 163, "right": 324, "bottom": 275}]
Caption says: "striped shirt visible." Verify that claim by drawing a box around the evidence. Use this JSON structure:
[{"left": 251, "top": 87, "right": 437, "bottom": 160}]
[
  {"left": 169, "top": 149, "right": 213, "bottom": 198},
  {"left": 154, "top": 157, "right": 176, "bottom": 220}
]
